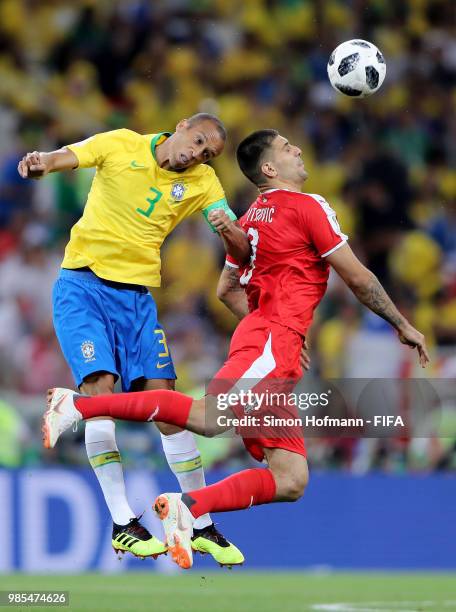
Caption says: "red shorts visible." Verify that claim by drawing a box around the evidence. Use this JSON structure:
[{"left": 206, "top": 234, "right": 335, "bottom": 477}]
[{"left": 210, "top": 311, "right": 306, "bottom": 462}]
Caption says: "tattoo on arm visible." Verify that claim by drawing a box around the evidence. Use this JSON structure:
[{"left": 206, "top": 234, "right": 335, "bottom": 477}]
[
  {"left": 219, "top": 264, "right": 248, "bottom": 320},
  {"left": 353, "top": 275, "right": 405, "bottom": 329},
  {"left": 224, "top": 265, "right": 244, "bottom": 291}
]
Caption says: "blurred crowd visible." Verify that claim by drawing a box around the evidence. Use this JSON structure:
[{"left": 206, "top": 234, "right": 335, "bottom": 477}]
[{"left": 0, "top": 0, "right": 455, "bottom": 472}]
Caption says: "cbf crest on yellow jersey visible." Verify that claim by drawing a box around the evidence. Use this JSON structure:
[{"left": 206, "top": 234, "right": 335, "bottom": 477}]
[{"left": 63, "top": 129, "right": 235, "bottom": 286}]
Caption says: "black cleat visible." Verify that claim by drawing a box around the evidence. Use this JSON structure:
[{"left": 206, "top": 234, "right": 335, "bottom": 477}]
[
  {"left": 112, "top": 517, "right": 167, "bottom": 559},
  {"left": 191, "top": 523, "right": 245, "bottom": 566}
]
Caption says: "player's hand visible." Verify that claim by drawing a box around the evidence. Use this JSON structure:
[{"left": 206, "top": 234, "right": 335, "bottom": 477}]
[
  {"left": 208, "top": 209, "right": 233, "bottom": 233},
  {"left": 301, "top": 339, "right": 311, "bottom": 371},
  {"left": 397, "top": 322, "right": 430, "bottom": 368},
  {"left": 17, "top": 151, "right": 50, "bottom": 179}
]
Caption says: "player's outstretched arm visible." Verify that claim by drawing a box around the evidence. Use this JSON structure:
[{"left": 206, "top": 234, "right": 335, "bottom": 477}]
[
  {"left": 216, "top": 264, "right": 249, "bottom": 320},
  {"left": 17, "top": 147, "right": 79, "bottom": 179},
  {"left": 327, "top": 243, "right": 430, "bottom": 368},
  {"left": 207, "top": 210, "right": 251, "bottom": 265}
]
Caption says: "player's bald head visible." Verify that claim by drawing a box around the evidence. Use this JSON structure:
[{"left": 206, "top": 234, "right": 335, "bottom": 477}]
[
  {"left": 168, "top": 114, "right": 226, "bottom": 170},
  {"left": 236, "top": 129, "right": 279, "bottom": 185},
  {"left": 186, "top": 113, "right": 227, "bottom": 143}
]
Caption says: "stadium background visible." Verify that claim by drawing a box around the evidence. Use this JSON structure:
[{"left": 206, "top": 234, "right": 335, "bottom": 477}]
[{"left": 0, "top": 0, "right": 455, "bottom": 606}]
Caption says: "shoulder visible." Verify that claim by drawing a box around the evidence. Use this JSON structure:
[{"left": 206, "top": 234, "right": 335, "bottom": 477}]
[
  {"left": 95, "top": 128, "right": 139, "bottom": 140},
  {"left": 302, "top": 193, "right": 335, "bottom": 214},
  {"left": 192, "top": 163, "right": 218, "bottom": 180},
  {"left": 90, "top": 129, "right": 143, "bottom": 151},
  {"left": 302, "top": 193, "right": 332, "bottom": 211},
  {"left": 109, "top": 128, "right": 144, "bottom": 147},
  {"left": 267, "top": 190, "right": 325, "bottom": 217},
  {"left": 188, "top": 164, "right": 223, "bottom": 192},
  {"left": 267, "top": 189, "right": 313, "bottom": 206}
]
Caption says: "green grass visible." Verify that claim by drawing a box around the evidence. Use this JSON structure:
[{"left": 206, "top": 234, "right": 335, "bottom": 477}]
[{"left": 0, "top": 573, "right": 455, "bottom": 612}]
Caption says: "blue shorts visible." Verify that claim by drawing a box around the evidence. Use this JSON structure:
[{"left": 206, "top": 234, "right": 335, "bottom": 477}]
[{"left": 52, "top": 268, "right": 176, "bottom": 391}]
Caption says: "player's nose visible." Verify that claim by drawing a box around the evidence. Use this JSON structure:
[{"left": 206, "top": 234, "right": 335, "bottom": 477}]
[
  {"left": 190, "top": 148, "right": 203, "bottom": 161},
  {"left": 193, "top": 149, "right": 206, "bottom": 163},
  {"left": 183, "top": 149, "right": 196, "bottom": 164}
]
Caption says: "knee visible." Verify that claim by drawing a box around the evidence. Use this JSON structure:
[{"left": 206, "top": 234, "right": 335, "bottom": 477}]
[
  {"left": 187, "top": 399, "right": 219, "bottom": 438},
  {"left": 285, "top": 472, "right": 308, "bottom": 501},
  {"left": 201, "top": 423, "right": 218, "bottom": 438},
  {"left": 80, "top": 373, "right": 115, "bottom": 395},
  {"left": 157, "top": 422, "right": 183, "bottom": 436},
  {"left": 187, "top": 415, "right": 217, "bottom": 438},
  {"left": 276, "top": 470, "right": 309, "bottom": 502}
]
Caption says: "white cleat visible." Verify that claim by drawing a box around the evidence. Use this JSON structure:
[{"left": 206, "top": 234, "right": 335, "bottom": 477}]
[
  {"left": 43, "top": 388, "right": 82, "bottom": 449},
  {"left": 153, "top": 493, "right": 194, "bottom": 569}
]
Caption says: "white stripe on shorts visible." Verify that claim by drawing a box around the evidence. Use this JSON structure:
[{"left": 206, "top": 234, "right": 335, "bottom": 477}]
[{"left": 229, "top": 332, "right": 276, "bottom": 396}]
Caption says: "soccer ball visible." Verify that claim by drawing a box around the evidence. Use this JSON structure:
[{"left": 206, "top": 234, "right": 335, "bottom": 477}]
[{"left": 327, "top": 39, "right": 386, "bottom": 98}]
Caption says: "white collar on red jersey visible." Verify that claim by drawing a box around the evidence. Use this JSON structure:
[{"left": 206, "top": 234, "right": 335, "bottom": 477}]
[{"left": 260, "top": 188, "right": 303, "bottom": 195}]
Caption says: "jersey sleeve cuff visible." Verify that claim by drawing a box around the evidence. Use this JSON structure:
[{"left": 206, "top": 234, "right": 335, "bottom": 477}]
[
  {"left": 65, "top": 144, "right": 80, "bottom": 166},
  {"left": 321, "top": 239, "right": 347, "bottom": 258},
  {"left": 225, "top": 259, "right": 239, "bottom": 269},
  {"left": 66, "top": 143, "right": 87, "bottom": 169}
]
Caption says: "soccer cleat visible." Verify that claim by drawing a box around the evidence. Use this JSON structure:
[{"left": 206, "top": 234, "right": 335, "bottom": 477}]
[
  {"left": 153, "top": 493, "right": 194, "bottom": 569},
  {"left": 191, "top": 523, "right": 245, "bottom": 567},
  {"left": 112, "top": 518, "right": 167, "bottom": 559},
  {"left": 43, "top": 388, "right": 82, "bottom": 449}
]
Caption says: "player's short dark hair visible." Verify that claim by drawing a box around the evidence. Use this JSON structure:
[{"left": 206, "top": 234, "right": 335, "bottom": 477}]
[
  {"left": 187, "top": 113, "right": 227, "bottom": 142},
  {"left": 236, "top": 129, "right": 279, "bottom": 185}
]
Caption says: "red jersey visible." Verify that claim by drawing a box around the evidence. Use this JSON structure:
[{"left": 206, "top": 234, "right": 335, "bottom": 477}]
[{"left": 227, "top": 189, "right": 347, "bottom": 336}]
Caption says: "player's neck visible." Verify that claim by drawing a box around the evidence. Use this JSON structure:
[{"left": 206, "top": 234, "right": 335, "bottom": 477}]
[
  {"left": 259, "top": 179, "right": 303, "bottom": 194},
  {"left": 155, "top": 137, "right": 172, "bottom": 169}
]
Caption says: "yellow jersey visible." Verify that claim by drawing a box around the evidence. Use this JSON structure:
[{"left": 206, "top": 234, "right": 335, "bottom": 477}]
[{"left": 63, "top": 129, "right": 234, "bottom": 286}]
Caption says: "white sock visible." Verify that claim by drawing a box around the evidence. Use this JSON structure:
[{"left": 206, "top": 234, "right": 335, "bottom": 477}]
[
  {"left": 160, "top": 429, "right": 212, "bottom": 530},
  {"left": 85, "top": 419, "right": 135, "bottom": 526}
]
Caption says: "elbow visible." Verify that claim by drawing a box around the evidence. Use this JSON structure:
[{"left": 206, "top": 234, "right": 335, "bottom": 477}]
[
  {"left": 216, "top": 282, "right": 229, "bottom": 303},
  {"left": 347, "top": 270, "right": 376, "bottom": 292}
]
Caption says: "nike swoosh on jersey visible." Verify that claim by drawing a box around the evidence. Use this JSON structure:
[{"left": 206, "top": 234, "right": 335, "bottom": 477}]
[
  {"left": 130, "top": 161, "right": 146, "bottom": 169},
  {"left": 156, "top": 361, "right": 172, "bottom": 369}
]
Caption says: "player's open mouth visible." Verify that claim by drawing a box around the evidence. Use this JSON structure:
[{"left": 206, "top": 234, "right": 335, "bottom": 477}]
[{"left": 180, "top": 154, "right": 189, "bottom": 165}]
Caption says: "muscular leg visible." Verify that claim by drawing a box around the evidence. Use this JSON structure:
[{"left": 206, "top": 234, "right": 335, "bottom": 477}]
[
  {"left": 77, "top": 380, "right": 225, "bottom": 526},
  {"left": 55, "top": 389, "right": 309, "bottom": 514},
  {"left": 263, "top": 447, "right": 309, "bottom": 501},
  {"left": 179, "top": 447, "right": 308, "bottom": 519},
  {"left": 81, "top": 372, "right": 136, "bottom": 525},
  {"left": 74, "top": 390, "right": 243, "bottom": 436},
  {"left": 134, "top": 378, "right": 213, "bottom": 530}
]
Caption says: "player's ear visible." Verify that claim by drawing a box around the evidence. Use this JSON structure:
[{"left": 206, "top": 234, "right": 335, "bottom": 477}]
[
  {"left": 176, "top": 119, "right": 189, "bottom": 132},
  {"left": 261, "top": 161, "right": 277, "bottom": 179}
]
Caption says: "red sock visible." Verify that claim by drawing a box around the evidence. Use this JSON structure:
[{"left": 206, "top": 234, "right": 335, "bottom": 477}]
[
  {"left": 74, "top": 389, "right": 192, "bottom": 429},
  {"left": 182, "top": 468, "right": 276, "bottom": 517}
]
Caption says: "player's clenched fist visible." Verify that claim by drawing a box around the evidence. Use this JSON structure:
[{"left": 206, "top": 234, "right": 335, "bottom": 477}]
[
  {"left": 208, "top": 209, "right": 234, "bottom": 233},
  {"left": 17, "top": 151, "right": 50, "bottom": 179}
]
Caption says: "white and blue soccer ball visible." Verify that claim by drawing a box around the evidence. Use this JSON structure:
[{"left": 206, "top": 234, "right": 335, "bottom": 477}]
[{"left": 327, "top": 39, "right": 386, "bottom": 98}]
